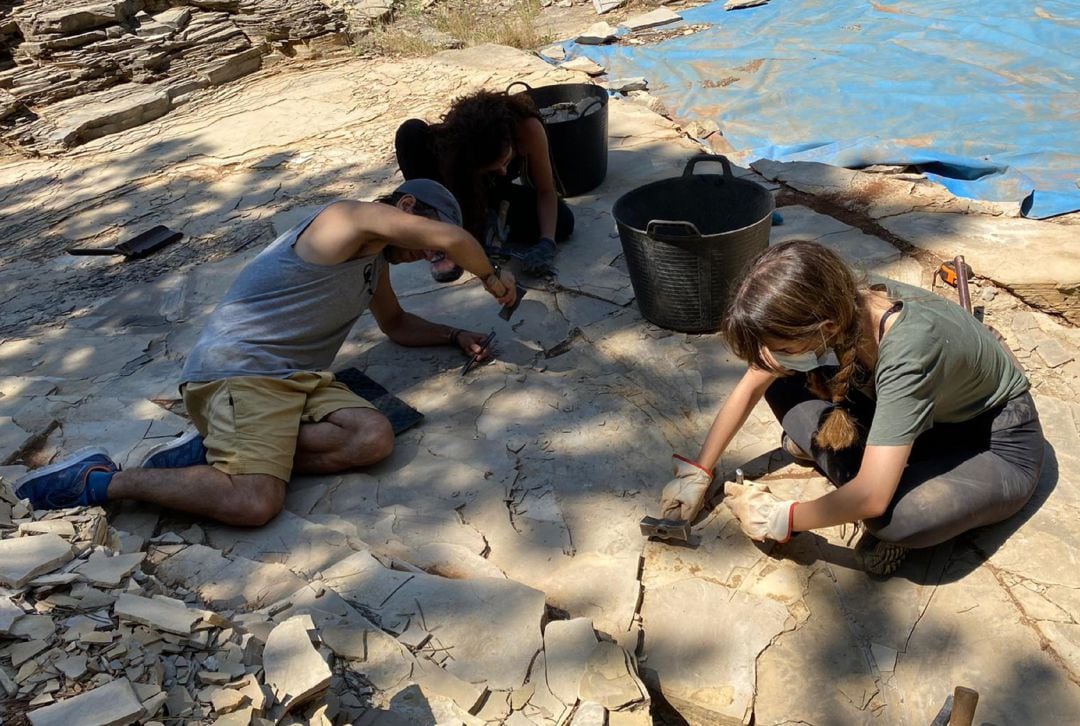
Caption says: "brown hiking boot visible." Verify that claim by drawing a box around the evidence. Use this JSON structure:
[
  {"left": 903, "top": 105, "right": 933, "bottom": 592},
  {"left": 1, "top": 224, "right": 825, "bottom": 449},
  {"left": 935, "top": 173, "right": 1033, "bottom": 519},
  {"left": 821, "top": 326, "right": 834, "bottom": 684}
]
[{"left": 854, "top": 532, "right": 908, "bottom": 577}]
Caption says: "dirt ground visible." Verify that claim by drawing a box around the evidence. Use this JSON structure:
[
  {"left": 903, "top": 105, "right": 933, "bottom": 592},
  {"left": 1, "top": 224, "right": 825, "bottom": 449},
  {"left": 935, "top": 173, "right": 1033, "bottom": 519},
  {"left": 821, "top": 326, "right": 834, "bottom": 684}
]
[
  {"left": 359, "top": 0, "right": 708, "bottom": 58},
  {"left": 1, "top": 4, "right": 1078, "bottom": 726}
]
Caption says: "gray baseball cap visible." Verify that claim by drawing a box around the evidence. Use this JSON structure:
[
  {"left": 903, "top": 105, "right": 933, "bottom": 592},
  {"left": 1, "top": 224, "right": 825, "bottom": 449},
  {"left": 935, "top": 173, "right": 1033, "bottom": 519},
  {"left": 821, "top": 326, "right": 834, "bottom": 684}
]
[{"left": 394, "top": 179, "right": 463, "bottom": 227}]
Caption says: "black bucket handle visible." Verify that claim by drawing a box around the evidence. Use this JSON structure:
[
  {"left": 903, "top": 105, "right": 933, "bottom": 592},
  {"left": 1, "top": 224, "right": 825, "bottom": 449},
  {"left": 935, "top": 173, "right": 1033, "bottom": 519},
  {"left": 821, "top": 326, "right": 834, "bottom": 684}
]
[
  {"left": 506, "top": 81, "right": 533, "bottom": 95},
  {"left": 683, "top": 154, "right": 734, "bottom": 181},
  {"left": 646, "top": 219, "right": 704, "bottom": 242},
  {"left": 577, "top": 98, "right": 604, "bottom": 117}
]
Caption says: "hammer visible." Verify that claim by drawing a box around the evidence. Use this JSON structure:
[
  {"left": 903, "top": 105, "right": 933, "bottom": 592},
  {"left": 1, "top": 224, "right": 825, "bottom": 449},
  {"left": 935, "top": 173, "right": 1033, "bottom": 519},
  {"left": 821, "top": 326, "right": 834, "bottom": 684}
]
[
  {"left": 937, "top": 256, "right": 974, "bottom": 314},
  {"left": 639, "top": 516, "right": 691, "bottom": 542},
  {"left": 639, "top": 468, "right": 741, "bottom": 543},
  {"left": 930, "top": 686, "right": 979, "bottom": 726}
]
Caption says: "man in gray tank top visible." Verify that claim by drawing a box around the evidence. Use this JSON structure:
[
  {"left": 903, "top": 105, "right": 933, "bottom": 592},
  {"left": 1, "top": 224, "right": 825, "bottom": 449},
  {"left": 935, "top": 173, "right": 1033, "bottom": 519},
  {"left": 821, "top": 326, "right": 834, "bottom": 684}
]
[{"left": 15, "top": 179, "right": 518, "bottom": 526}]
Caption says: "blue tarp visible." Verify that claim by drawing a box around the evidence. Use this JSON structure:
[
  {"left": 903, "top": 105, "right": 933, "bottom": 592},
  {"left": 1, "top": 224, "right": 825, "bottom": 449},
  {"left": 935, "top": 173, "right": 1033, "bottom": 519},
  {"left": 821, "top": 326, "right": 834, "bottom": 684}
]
[{"left": 569, "top": 0, "right": 1080, "bottom": 218}]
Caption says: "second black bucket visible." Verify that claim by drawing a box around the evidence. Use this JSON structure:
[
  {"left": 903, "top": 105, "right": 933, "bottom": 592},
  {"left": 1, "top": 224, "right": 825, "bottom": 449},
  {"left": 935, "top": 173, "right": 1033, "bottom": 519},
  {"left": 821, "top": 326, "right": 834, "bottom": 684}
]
[
  {"left": 613, "top": 154, "right": 774, "bottom": 333},
  {"left": 508, "top": 81, "right": 608, "bottom": 197}
]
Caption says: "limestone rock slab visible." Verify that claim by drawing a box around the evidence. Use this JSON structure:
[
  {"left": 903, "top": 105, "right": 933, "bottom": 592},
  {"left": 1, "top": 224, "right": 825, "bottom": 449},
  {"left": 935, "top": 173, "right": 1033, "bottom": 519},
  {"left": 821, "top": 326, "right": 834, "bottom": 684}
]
[
  {"left": 0, "top": 534, "right": 74, "bottom": 588},
  {"left": 571, "top": 700, "right": 606, "bottom": 725},
  {"left": 578, "top": 641, "right": 647, "bottom": 711},
  {"left": 771, "top": 205, "right": 901, "bottom": 266},
  {"left": 641, "top": 579, "right": 791, "bottom": 725},
  {"left": 351, "top": 627, "right": 414, "bottom": 692},
  {"left": 643, "top": 505, "right": 767, "bottom": 592},
  {"left": 322, "top": 551, "right": 545, "bottom": 689},
  {"left": 204, "top": 509, "right": 356, "bottom": 576},
  {"left": 544, "top": 618, "right": 598, "bottom": 705},
  {"left": 592, "top": 0, "right": 626, "bottom": 14},
  {"left": 47, "top": 88, "right": 172, "bottom": 148},
  {"left": 28, "top": 677, "right": 142, "bottom": 726},
  {"left": 889, "top": 564, "right": 1080, "bottom": 723},
  {"left": 879, "top": 212, "right": 1080, "bottom": 320},
  {"left": 31, "top": 2, "right": 129, "bottom": 34},
  {"left": 755, "top": 573, "right": 880, "bottom": 725},
  {"left": 154, "top": 544, "right": 307, "bottom": 610},
  {"left": 752, "top": 159, "right": 1011, "bottom": 218},
  {"left": 263, "top": 615, "right": 332, "bottom": 715},
  {"left": 199, "top": 556, "right": 308, "bottom": 611}
]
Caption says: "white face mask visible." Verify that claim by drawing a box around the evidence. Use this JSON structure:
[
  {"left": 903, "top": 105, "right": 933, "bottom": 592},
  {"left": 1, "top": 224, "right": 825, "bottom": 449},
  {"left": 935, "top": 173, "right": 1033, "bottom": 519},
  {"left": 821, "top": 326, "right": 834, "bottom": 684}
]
[{"left": 769, "top": 347, "right": 839, "bottom": 372}]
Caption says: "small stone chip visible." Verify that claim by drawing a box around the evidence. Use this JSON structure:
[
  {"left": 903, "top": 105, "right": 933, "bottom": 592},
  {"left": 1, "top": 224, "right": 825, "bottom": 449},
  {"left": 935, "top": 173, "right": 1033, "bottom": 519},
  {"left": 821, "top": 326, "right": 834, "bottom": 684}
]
[
  {"left": 18, "top": 520, "right": 76, "bottom": 538},
  {"left": 74, "top": 552, "right": 146, "bottom": 588},
  {"left": 559, "top": 57, "right": 606, "bottom": 76},
  {"left": 54, "top": 654, "right": 88, "bottom": 681},
  {"left": 576, "top": 21, "right": 617, "bottom": 45},
  {"left": 197, "top": 670, "right": 232, "bottom": 685},
  {"left": 209, "top": 687, "right": 247, "bottom": 714},
  {"left": 115, "top": 593, "right": 200, "bottom": 636},
  {"left": 11, "top": 639, "right": 49, "bottom": 667},
  {"left": 620, "top": 8, "right": 681, "bottom": 32},
  {"left": 211, "top": 706, "right": 255, "bottom": 726},
  {"left": 0, "top": 595, "right": 23, "bottom": 634}
]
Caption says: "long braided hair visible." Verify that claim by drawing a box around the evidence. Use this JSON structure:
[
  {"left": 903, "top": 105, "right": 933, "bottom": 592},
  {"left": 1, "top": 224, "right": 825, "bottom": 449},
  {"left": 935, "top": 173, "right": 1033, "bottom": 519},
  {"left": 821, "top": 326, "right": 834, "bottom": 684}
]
[{"left": 723, "top": 241, "right": 865, "bottom": 450}]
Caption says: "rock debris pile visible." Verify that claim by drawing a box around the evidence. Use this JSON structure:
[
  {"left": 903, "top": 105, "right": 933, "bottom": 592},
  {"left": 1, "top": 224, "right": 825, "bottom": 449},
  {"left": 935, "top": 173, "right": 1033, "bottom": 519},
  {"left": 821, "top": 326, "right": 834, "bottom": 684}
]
[
  {"left": 0, "top": 476, "right": 652, "bottom": 725},
  {"left": 0, "top": 0, "right": 353, "bottom": 154}
]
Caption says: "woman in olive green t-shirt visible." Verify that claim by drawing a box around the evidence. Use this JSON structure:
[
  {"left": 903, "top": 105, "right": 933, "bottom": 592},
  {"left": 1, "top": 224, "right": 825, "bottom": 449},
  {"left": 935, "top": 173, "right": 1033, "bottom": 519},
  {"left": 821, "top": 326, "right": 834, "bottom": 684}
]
[{"left": 657, "top": 241, "right": 1044, "bottom": 576}]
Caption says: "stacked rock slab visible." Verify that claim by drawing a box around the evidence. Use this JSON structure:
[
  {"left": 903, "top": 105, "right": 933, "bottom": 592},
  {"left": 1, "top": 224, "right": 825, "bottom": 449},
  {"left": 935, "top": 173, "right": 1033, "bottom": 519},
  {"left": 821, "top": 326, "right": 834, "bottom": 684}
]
[{"left": 0, "top": 0, "right": 351, "bottom": 153}]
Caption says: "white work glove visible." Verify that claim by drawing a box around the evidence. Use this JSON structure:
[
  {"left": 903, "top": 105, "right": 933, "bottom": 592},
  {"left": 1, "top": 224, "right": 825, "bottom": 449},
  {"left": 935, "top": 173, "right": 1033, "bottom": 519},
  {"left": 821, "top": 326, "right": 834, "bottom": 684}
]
[
  {"left": 724, "top": 481, "right": 798, "bottom": 543},
  {"left": 659, "top": 455, "right": 713, "bottom": 522}
]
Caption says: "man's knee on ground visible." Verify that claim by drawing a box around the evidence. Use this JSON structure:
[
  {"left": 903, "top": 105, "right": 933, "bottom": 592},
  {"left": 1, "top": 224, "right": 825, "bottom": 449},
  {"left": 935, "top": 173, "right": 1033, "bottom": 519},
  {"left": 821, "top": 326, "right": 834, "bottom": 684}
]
[
  {"left": 332, "top": 407, "right": 395, "bottom": 466},
  {"left": 217, "top": 474, "right": 285, "bottom": 527}
]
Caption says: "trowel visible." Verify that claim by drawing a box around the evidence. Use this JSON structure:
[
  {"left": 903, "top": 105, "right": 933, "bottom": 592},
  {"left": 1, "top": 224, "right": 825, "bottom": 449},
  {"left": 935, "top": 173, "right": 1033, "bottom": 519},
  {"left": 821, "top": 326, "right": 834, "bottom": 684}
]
[{"left": 67, "top": 225, "right": 182, "bottom": 260}]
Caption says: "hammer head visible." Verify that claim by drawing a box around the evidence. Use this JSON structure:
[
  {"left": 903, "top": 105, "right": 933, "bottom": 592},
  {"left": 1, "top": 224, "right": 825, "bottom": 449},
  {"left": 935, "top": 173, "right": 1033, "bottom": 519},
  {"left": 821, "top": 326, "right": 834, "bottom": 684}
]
[{"left": 639, "top": 516, "right": 691, "bottom": 542}]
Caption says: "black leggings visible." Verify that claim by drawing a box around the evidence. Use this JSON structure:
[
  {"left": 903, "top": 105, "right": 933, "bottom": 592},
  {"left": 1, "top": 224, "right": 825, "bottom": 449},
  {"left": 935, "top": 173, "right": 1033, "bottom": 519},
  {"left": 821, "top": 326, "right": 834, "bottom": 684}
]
[
  {"left": 497, "top": 182, "right": 575, "bottom": 246},
  {"left": 394, "top": 118, "right": 574, "bottom": 246},
  {"left": 765, "top": 377, "right": 1044, "bottom": 548}
]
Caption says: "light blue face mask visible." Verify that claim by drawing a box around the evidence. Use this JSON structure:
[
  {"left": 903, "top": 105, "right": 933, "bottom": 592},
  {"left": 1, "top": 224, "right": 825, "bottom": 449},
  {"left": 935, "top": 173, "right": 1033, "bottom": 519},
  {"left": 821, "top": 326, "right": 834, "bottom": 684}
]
[{"left": 769, "top": 347, "right": 839, "bottom": 372}]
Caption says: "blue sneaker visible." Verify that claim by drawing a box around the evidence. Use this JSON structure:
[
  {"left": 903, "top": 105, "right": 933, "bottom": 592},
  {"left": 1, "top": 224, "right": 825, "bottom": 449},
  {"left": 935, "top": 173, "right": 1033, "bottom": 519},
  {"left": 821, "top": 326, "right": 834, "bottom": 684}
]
[
  {"left": 15, "top": 447, "right": 117, "bottom": 510},
  {"left": 138, "top": 431, "right": 207, "bottom": 469}
]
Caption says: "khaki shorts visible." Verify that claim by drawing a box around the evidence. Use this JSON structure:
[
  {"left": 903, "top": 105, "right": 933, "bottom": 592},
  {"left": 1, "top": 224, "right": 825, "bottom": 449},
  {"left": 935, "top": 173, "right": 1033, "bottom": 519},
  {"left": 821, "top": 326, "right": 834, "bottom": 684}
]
[{"left": 182, "top": 371, "right": 374, "bottom": 481}]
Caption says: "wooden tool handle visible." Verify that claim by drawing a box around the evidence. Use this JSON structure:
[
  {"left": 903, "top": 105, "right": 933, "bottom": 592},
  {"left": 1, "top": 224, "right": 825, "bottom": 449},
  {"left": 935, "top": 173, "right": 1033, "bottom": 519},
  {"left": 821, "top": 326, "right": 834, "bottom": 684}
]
[
  {"left": 951, "top": 686, "right": 979, "bottom": 726},
  {"left": 954, "top": 255, "right": 973, "bottom": 314}
]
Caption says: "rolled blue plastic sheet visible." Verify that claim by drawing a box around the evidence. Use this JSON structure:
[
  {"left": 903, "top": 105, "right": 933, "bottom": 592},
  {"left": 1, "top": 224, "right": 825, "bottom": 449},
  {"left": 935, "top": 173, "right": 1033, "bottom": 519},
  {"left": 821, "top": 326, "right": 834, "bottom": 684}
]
[{"left": 566, "top": 0, "right": 1080, "bottom": 218}]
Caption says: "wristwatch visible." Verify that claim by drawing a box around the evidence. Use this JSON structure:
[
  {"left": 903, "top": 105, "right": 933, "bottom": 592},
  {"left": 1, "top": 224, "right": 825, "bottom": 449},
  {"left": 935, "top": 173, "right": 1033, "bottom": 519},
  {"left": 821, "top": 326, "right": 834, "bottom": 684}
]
[{"left": 482, "top": 262, "right": 506, "bottom": 294}]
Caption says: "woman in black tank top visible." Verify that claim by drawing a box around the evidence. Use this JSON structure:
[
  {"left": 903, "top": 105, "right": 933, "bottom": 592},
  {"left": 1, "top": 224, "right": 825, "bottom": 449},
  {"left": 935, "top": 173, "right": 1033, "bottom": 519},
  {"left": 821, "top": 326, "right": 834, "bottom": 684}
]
[{"left": 394, "top": 90, "right": 575, "bottom": 280}]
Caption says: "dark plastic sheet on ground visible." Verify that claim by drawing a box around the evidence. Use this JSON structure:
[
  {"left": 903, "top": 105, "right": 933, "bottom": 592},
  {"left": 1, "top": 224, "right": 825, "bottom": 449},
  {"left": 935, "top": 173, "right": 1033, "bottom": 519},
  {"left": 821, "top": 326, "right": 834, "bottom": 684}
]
[
  {"left": 335, "top": 367, "right": 424, "bottom": 434},
  {"left": 569, "top": 0, "right": 1080, "bottom": 218}
]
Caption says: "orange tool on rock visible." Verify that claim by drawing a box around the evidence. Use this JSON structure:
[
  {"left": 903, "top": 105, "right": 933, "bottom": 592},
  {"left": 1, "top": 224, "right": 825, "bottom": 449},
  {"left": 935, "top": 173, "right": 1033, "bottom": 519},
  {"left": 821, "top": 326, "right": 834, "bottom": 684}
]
[{"left": 937, "top": 255, "right": 974, "bottom": 314}]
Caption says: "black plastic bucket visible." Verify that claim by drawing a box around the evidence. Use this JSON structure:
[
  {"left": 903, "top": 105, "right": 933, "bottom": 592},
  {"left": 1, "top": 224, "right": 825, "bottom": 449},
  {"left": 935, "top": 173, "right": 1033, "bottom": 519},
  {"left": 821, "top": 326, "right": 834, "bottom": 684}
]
[
  {"left": 612, "top": 154, "right": 774, "bottom": 333},
  {"left": 508, "top": 81, "right": 608, "bottom": 198}
]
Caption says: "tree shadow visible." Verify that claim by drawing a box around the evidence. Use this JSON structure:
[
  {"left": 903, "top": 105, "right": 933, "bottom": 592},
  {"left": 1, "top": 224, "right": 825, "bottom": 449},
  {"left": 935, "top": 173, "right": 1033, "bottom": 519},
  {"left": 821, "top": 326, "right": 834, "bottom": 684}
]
[{"left": 8, "top": 47, "right": 1076, "bottom": 726}]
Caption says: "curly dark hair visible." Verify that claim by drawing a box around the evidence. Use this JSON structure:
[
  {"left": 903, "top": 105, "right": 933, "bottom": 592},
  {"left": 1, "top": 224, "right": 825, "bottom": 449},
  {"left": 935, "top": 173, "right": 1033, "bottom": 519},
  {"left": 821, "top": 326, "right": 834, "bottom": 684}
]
[{"left": 431, "top": 89, "right": 540, "bottom": 239}]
